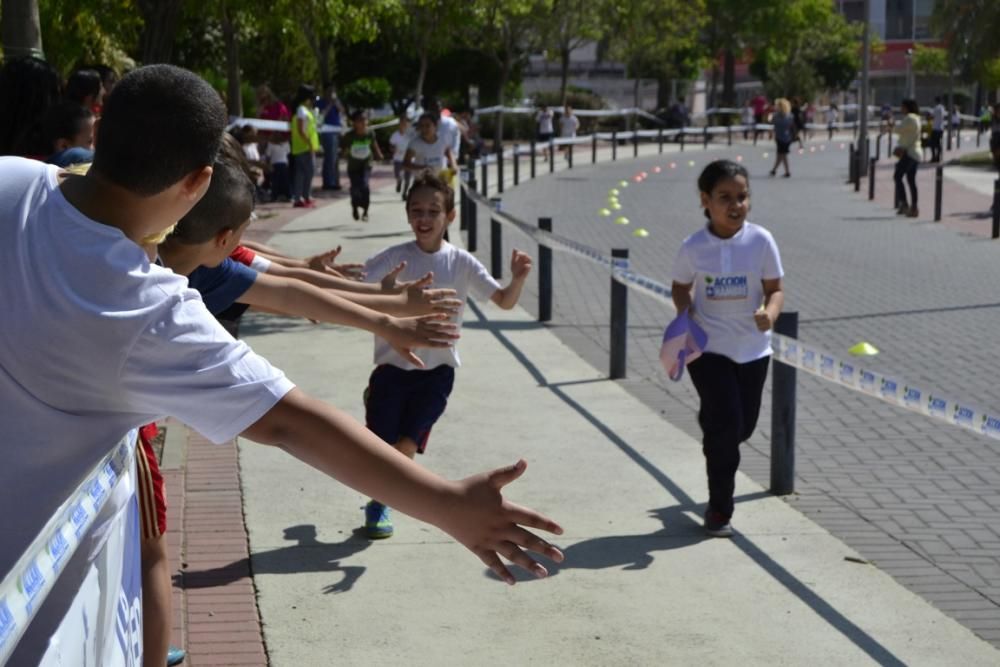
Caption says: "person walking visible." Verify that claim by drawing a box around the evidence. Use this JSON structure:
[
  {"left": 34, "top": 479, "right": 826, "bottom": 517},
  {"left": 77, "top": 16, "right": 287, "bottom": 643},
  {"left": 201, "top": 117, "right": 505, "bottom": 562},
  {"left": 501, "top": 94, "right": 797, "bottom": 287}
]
[
  {"left": 290, "top": 84, "right": 320, "bottom": 208},
  {"left": 769, "top": 98, "right": 794, "bottom": 178},
  {"left": 318, "top": 86, "right": 345, "bottom": 190},
  {"left": 893, "top": 98, "right": 922, "bottom": 218}
]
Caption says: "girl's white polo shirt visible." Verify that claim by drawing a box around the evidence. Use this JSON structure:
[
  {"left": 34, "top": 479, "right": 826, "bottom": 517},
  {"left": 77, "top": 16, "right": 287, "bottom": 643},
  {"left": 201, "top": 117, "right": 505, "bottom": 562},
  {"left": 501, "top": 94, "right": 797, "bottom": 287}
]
[{"left": 672, "top": 221, "right": 783, "bottom": 363}]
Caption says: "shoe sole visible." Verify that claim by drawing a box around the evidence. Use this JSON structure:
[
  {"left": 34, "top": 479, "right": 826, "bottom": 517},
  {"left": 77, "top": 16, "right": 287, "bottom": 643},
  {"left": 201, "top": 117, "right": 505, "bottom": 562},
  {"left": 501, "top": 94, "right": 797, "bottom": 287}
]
[
  {"left": 704, "top": 526, "right": 734, "bottom": 538},
  {"left": 366, "top": 529, "right": 393, "bottom": 539}
]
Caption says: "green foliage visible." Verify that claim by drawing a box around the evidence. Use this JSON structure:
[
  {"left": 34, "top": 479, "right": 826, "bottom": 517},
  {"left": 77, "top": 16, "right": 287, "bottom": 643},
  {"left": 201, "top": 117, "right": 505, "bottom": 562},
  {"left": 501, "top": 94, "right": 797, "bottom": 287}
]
[
  {"left": 933, "top": 0, "right": 1000, "bottom": 84},
  {"left": 912, "top": 44, "right": 949, "bottom": 76},
  {"left": 340, "top": 76, "right": 392, "bottom": 111},
  {"left": 36, "top": 0, "right": 140, "bottom": 76}
]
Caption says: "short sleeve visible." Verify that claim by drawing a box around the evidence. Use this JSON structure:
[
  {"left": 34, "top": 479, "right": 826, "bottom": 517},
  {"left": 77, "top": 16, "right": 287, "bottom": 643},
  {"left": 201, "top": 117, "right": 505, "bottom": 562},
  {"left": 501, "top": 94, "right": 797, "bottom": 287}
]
[
  {"left": 229, "top": 245, "right": 255, "bottom": 266},
  {"left": 297, "top": 106, "right": 310, "bottom": 120},
  {"left": 188, "top": 258, "right": 259, "bottom": 315},
  {"left": 761, "top": 232, "right": 784, "bottom": 281},
  {"left": 249, "top": 254, "right": 272, "bottom": 273},
  {"left": 121, "top": 294, "right": 294, "bottom": 444},
  {"left": 461, "top": 250, "right": 502, "bottom": 300},
  {"left": 671, "top": 243, "right": 696, "bottom": 284},
  {"left": 363, "top": 247, "right": 398, "bottom": 285}
]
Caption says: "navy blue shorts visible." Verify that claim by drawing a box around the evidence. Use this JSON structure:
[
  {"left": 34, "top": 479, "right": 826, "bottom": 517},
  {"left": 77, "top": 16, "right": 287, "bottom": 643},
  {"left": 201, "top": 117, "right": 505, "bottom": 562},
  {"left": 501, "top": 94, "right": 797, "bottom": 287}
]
[{"left": 364, "top": 364, "right": 455, "bottom": 454}]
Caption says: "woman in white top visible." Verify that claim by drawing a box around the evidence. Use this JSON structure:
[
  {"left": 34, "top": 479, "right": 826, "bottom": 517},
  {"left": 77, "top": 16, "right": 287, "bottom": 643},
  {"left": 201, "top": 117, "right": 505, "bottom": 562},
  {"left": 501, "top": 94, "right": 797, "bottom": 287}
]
[
  {"left": 892, "top": 99, "right": 922, "bottom": 218},
  {"left": 403, "top": 113, "right": 457, "bottom": 176},
  {"left": 671, "top": 160, "right": 784, "bottom": 538}
]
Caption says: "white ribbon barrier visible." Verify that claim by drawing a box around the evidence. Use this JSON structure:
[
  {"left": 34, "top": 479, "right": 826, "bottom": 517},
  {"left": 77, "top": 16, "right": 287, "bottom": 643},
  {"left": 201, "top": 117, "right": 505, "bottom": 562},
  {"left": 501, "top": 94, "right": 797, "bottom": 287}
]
[
  {"left": 228, "top": 117, "right": 400, "bottom": 135},
  {"left": 0, "top": 433, "right": 141, "bottom": 664}
]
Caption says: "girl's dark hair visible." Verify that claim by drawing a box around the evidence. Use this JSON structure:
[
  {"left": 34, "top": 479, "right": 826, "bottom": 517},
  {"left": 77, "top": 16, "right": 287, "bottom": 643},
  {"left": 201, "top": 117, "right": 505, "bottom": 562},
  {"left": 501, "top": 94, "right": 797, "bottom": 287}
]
[
  {"left": 901, "top": 98, "right": 919, "bottom": 114},
  {"left": 41, "top": 101, "right": 94, "bottom": 151},
  {"left": 406, "top": 169, "right": 455, "bottom": 212},
  {"left": 0, "top": 56, "right": 62, "bottom": 156},
  {"left": 417, "top": 112, "right": 437, "bottom": 126},
  {"left": 698, "top": 160, "right": 749, "bottom": 219},
  {"left": 65, "top": 68, "right": 103, "bottom": 105},
  {"left": 350, "top": 109, "right": 366, "bottom": 122},
  {"left": 292, "top": 84, "right": 315, "bottom": 109},
  {"left": 698, "top": 159, "right": 749, "bottom": 195}
]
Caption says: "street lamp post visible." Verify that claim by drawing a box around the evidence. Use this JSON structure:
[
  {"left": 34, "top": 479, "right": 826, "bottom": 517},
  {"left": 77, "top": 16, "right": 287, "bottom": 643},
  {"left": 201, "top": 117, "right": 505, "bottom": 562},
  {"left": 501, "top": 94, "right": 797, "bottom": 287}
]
[
  {"left": 904, "top": 48, "right": 914, "bottom": 100},
  {"left": 857, "top": 0, "right": 871, "bottom": 178}
]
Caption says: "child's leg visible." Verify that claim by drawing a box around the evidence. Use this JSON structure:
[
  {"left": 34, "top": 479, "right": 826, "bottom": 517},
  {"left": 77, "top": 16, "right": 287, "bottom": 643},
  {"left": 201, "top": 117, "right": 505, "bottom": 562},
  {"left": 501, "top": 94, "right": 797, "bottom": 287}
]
[
  {"left": 893, "top": 159, "right": 908, "bottom": 209},
  {"left": 686, "top": 353, "right": 744, "bottom": 519},
  {"left": 304, "top": 153, "right": 315, "bottom": 201},
  {"left": 735, "top": 356, "right": 770, "bottom": 442},
  {"left": 362, "top": 166, "right": 372, "bottom": 213},
  {"left": 348, "top": 168, "right": 362, "bottom": 213}
]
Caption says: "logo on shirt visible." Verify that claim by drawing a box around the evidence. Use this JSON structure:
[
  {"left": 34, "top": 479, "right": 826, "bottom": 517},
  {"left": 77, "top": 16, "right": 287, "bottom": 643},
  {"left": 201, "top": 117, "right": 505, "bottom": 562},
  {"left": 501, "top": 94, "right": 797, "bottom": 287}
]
[{"left": 704, "top": 274, "right": 748, "bottom": 300}]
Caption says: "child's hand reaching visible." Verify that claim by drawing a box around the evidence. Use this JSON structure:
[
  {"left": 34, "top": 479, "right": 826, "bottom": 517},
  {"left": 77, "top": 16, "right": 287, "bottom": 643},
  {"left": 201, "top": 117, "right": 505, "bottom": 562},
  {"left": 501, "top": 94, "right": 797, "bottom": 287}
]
[
  {"left": 383, "top": 313, "right": 459, "bottom": 367},
  {"left": 754, "top": 308, "right": 774, "bottom": 331},
  {"left": 436, "top": 459, "right": 564, "bottom": 585},
  {"left": 510, "top": 249, "right": 533, "bottom": 280}
]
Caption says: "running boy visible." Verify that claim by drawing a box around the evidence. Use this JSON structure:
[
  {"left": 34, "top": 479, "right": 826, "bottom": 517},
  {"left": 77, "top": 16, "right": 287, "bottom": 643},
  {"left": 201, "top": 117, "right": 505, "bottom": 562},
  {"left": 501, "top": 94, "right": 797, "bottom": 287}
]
[
  {"left": 360, "top": 170, "right": 532, "bottom": 539},
  {"left": 670, "top": 160, "right": 784, "bottom": 538},
  {"left": 341, "top": 110, "right": 384, "bottom": 221},
  {"left": 389, "top": 115, "right": 412, "bottom": 199}
]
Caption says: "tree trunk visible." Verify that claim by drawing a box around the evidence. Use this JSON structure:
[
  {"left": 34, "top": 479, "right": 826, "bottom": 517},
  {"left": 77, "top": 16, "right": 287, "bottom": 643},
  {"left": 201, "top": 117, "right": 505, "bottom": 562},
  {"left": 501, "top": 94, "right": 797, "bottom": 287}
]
[
  {"left": 708, "top": 64, "right": 719, "bottom": 109},
  {"left": 494, "top": 51, "right": 513, "bottom": 151},
  {"left": 722, "top": 48, "right": 736, "bottom": 108},
  {"left": 137, "top": 0, "right": 183, "bottom": 63},
  {"left": 1, "top": 0, "right": 42, "bottom": 58},
  {"left": 221, "top": 3, "right": 242, "bottom": 118},
  {"left": 415, "top": 50, "right": 429, "bottom": 109},
  {"left": 559, "top": 45, "right": 570, "bottom": 105}
]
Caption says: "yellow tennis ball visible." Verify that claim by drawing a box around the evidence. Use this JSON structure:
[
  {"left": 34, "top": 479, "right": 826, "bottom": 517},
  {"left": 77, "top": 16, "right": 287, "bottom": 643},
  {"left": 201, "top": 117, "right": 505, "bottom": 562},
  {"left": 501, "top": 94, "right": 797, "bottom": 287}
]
[
  {"left": 611, "top": 202, "right": 622, "bottom": 210},
  {"left": 614, "top": 216, "right": 630, "bottom": 225},
  {"left": 632, "top": 228, "right": 649, "bottom": 238},
  {"left": 599, "top": 208, "right": 611, "bottom": 216}
]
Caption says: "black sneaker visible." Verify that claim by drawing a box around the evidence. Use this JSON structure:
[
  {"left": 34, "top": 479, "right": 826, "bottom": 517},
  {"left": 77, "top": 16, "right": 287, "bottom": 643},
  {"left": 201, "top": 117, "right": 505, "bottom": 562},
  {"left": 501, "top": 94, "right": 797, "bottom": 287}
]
[
  {"left": 704, "top": 509, "right": 733, "bottom": 538},
  {"left": 361, "top": 211, "right": 369, "bottom": 222},
  {"left": 395, "top": 180, "right": 402, "bottom": 193},
  {"left": 352, "top": 207, "right": 359, "bottom": 221}
]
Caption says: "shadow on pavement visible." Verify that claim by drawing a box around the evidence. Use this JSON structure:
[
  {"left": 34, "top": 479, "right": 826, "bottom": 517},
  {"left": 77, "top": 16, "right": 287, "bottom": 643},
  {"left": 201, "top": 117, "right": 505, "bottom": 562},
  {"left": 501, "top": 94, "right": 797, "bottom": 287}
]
[
  {"left": 175, "top": 524, "right": 371, "bottom": 595},
  {"left": 466, "top": 299, "right": 906, "bottom": 667}
]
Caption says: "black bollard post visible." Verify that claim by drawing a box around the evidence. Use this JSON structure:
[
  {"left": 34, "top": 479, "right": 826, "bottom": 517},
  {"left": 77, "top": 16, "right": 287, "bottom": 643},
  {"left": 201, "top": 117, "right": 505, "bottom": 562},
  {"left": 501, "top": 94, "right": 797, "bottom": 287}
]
[
  {"left": 828, "top": 123, "right": 834, "bottom": 141},
  {"left": 703, "top": 126, "right": 709, "bottom": 149},
  {"left": 993, "top": 180, "right": 1000, "bottom": 239},
  {"left": 467, "top": 174, "right": 478, "bottom": 252},
  {"left": 489, "top": 197, "right": 502, "bottom": 279},
  {"left": 727, "top": 125, "right": 733, "bottom": 146},
  {"left": 549, "top": 138, "right": 555, "bottom": 173},
  {"left": 869, "top": 157, "right": 877, "bottom": 200},
  {"left": 770, "top": 312, "right": 798, "bottom": 495},
  {"left": 609, "top": 249, "right": 629, "bottom": 380},
  {"left": 934, "top": 166, "right": 944, "bottom": 222},
  {"left": 568, "top": 142, "right": 574, "bottom": 169},
  {"left": 680, "top": 131, "right": 686, "bottom": 151},
  {"left": 612, "top": 131, "right": 618, "bottom": 160},
  {"left": 658, "top": 127, "right": 664, "bottom": 153},
  {"left": 875, "top": 133, "right": 881, "bottom": 161},
  {"left": 592, "top": 133, "right": 598, "bottom": 164},
  {"left": 887, "top": 129, "right": 893, "bottom": 156},
  {"left": 848, "top": 143, "right": 856, "bottom": 185},
  {"left": 513, "top": 145, "right": 520, "bottom": 186},
  {"left": 481, "top": 158, "right": 488, "bottom": 197},
  {"left": 538, "top": 217, "right": 552, "bottom": 322},
  {"left": 633, "top": 130, "right": 639, "bottom": 157},
  {"left": 753, "top": 124, "right": 759, "bottom": 146},
  {"left": 460, "top": 163, "right": 470, "bottom": 231},
  {"left": 530, "top": 140, "right": 537, "bottom": 178},
  {"left": 497, "top": 148, "right": 504, "bottom": 194}
]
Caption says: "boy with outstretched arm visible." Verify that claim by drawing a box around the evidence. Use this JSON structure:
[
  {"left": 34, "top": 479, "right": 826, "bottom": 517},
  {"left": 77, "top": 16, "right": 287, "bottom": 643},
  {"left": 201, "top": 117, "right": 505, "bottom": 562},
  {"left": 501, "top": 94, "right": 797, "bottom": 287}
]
[
  {"left": 0, "top": 64, "right": 561, "bottom": 665},
  {"left": 361, "top": 169, "right": 532, "bottom": 539}
]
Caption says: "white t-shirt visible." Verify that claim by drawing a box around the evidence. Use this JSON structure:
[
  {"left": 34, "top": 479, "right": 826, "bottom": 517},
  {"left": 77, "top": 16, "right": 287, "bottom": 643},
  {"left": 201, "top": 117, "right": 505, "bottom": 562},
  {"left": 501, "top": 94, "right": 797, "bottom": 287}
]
[
  {"left": 243, "top": 143, "right": 261, "bottom": 162},
  {"left": 0, "top": 157, "right": 294, "bottom": 574},
  {"left": 437, "top": 115, "right": 462, "bottom": 156},
  {"left": 560, "top": 114, "right": 580, "bottom": 138},
  {"left": 933, "top": 104, "right": 945, "bottom": 130},
  {"left": 266, "top": 140, "right": 290, "bottom": 165},
  {"left": 406, "top": 135, "right": 450, "bottom": 169},
  {"left": 537, "top": 110, "right": 554, "bottom": 134},
  {"left": 250, "top": 254, "right": 273, "bottom": 272},
  {"left": 389, "top": 130, "right": 409, "bottom": 163},
  {"left": 672, "top": 221, "right": 784, "bottom": 364},
  {"left": 364, "top": 241, "right": 500, "bottom": 370}
]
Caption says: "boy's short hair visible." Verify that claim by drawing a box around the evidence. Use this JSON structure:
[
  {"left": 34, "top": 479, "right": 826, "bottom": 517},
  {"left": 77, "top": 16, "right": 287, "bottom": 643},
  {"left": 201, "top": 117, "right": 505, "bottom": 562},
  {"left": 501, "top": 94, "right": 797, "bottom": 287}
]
[
  {"left": 41, "top": 102, "right": 93, "bottom": 150},
  {"left": 91, "top": 65, "right": 227, "bottom": 196},
  {"left": 65, "top": 68, "right": 102, "bottom": 105},
  {"left": 405, "top": 169, "right": 455, "bottom": 212},
  {"left": 350, "top": 109, "right": 366, "bottom": 122},
  {"left": 170, "top": 134, "right": 255, "bottom": 244}
]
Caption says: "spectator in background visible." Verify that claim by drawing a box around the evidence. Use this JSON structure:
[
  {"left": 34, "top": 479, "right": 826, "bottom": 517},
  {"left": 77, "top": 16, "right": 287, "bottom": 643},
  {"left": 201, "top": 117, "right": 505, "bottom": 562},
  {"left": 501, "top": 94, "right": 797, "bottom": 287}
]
[
  {"left": 425, "top": 97, "right": 462, "bottom": 162},
  {"left": 930, "top": 97, "right": 945, "bottom": 162},
  {"left": 741, "top": 102, "right": 754, "bottom": 140},
  {"left": 389, "top": 115, "right": 412, "bottom": 199},
  {"left": 290, "top": 84, "right": 320, "bottom": 209},
  {"left": 668, "top": 97, "right": 690, "bottom": 129},
  {"left": 893, "top": 98, "right": 923, "bottom": 218},
  {"left": 318, "top": 86, "right": 345, "bottom": 190},
  {"left": 990, "top": 103, "right": 1000, "bottom": 173},
  {"left": 769, "top": 98, "right": 794, "bottom": 178},
  {"left": 65, "top": 68, "right": 104, "bottom": 114},
  {"left": 751, "top": 93, "right": 769, "bottom": 124},
  {"left": 0, "top": 56, "right": 62, "bottom": 158},
  {"left": 536, "top": 104, "right": 554, "bottom": 158},
  {"left": 559, "top": 105, "right": 579, "bottom": 160},
  {"left": 41, "top": 101, "right": 95, "bottom": 167}
]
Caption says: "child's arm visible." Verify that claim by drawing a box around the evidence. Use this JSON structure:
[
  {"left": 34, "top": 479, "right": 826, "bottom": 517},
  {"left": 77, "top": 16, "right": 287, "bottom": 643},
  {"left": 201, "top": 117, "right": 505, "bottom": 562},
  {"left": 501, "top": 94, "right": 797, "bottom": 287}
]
[
  {"left": 242, "top": 388, "right": 563, "bottom": 583},
  {"left": 671, "top": 281, "right": 693, "bottom": 314},
  {"left": 246, "top": 242, "right": 366, "bottom": 279},
  {"left": 444, "top": 146, "right": 458, "bottom": 172},
  {"left": 402, "top": 147, "right": 419, "bottom": 172},
  {"left": 372, "top": 135, "right": 385, "bottom": 162},
  {"left": 490, "top": 249, "right": 532, "bottom": 310},
  {"left": 242, "top": 273, "right": 459, "bottom": 366},
  {"left": 754, "top": 278, "right": 784, "bottom": 332}
]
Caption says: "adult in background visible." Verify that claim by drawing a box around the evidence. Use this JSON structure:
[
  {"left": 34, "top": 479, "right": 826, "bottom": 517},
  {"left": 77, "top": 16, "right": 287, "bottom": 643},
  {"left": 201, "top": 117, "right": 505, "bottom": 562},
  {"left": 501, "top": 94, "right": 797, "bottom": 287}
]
[
  {"left": 930, "top": 97, "right": 945, "bottom": 163},
  {"left": 892, "top": 98, "right": 922, "bottom": 218},
  {"left": 0, "top": 56, "right": 62, "bottom": 158},
  {"left": 559, "top": 105, "right": 580, "bottom": 159},
  {"left": 989, "top": 103, "right": 1000, "bottom": 173},
  {"left": 769, "top": 98, "right": 794, "bottom": 178},
  {"left": 290, "top": 84, "right": 320, "bottom": 208},
  {"left": 318, "top": 86, "right": 345, "bottom": 190},
  {"left": 536, "top": 104, "right": 554, "bottom": 158},
  {"left": 425, "top": 97, "right": 462, "bottom": 163}
]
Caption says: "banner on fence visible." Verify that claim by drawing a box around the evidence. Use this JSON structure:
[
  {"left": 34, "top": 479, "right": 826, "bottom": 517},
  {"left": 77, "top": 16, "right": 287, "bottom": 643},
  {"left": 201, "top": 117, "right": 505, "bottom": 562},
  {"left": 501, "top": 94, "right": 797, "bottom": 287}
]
[{"left": 1, "top": 435, "right": 142, "bottom": 666}]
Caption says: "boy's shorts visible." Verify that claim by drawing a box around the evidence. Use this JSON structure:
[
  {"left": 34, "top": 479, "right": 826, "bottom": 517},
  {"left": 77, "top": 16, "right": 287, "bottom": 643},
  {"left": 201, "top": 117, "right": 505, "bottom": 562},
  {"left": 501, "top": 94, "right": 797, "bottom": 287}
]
[
  {"left": 364, "top": 364, "right": 455, "bottom": 454},
  {"left": 135, "top": 423, "right": 167, "bottom": 540}
]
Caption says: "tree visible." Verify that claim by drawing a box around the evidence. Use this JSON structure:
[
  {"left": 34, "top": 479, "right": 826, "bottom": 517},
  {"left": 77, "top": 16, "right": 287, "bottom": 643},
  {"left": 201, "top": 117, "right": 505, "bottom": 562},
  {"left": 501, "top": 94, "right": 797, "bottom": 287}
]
[
  {"left": 468, "top": 0, "right": 551, "bottom": 148},
  {"left": 398, "top": 0, "right": 470, "bottom": 107},
  {"left": 912, "top": 44, "right": 949, "bottom": 77},
  {"left": 544, "top": 0, "right": 604, "bottom": 104},
  {"left": 137, "top": 0, "right": 184, "bottom": 63},
  {"left": 604, "top": 0, "right": 706, "bottom": 110},
  {"left": 1, "top": 0, "right": 43, "bottom": 58},
  {"left": 932, "top": 0, "right": 1000, "bottom": 100},
  {"left": 34, "top": 0, "right": 140, "bottom": 76}
]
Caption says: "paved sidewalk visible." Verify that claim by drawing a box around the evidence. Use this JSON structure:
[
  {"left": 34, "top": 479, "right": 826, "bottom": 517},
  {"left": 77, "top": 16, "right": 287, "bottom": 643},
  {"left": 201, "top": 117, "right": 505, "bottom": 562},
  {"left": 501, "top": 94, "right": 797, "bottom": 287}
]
[{"left": 214, "top": 172, "right": 999, "bottom": 665}]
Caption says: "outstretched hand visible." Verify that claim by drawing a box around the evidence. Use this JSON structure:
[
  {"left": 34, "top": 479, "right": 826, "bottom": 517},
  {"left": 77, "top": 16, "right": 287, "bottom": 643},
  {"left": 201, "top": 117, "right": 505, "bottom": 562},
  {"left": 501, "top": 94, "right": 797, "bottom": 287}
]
[
  {"left": 308, "top": 246, "right": 343, "bottom": 272},
  {"left": 402, "top": 272, "right": 461, "bottom": 316},
  {"left": 438, "top": 459, "right": 564, "bottom": 585},
  {"left": 385, "top": 313, "right": 459, "bottom": 367}
]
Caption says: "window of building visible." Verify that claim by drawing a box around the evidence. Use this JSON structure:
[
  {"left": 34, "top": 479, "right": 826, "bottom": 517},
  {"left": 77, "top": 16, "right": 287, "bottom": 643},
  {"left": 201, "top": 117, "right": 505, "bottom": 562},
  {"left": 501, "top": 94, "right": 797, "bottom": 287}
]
[
  {"left": 886, "top": 0, "right": 914, "bottom": 40},
  {"left": 914, "top": 0, "right": 935, "bottom": 39}
]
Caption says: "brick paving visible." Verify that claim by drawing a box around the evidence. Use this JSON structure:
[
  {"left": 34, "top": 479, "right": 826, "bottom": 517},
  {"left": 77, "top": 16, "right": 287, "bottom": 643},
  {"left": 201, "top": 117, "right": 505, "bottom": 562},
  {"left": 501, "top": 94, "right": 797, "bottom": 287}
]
[{"left": 480, "top": 135, "right": 1000, "bottom": 647}]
